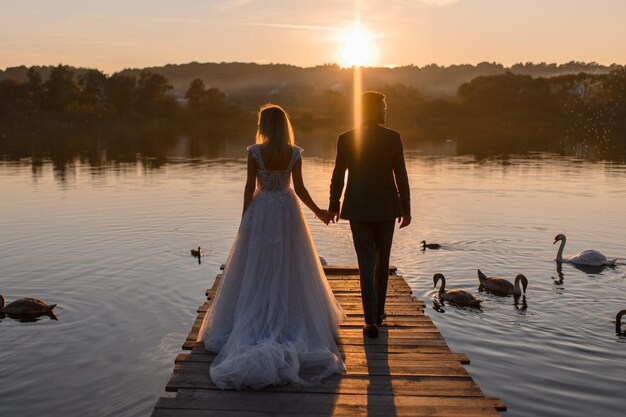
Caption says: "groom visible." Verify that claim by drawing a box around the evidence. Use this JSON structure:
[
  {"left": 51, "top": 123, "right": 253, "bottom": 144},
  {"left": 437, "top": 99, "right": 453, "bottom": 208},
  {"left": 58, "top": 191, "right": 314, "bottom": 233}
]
[{"left": 329, "top": 91, "right": 411, "bottom": 339}]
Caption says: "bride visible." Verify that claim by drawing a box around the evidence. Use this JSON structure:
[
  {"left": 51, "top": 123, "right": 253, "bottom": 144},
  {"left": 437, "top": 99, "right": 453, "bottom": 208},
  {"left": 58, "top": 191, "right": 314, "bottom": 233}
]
[{"left": 198, "top": 104, "right": 347, "bottom": 390}]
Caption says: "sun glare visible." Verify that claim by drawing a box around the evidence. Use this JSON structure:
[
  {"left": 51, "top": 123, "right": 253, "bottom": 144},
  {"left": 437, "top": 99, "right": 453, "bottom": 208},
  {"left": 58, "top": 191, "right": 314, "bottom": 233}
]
[{"left": 340, "top": 27, "right": 373, "bottom": 67}]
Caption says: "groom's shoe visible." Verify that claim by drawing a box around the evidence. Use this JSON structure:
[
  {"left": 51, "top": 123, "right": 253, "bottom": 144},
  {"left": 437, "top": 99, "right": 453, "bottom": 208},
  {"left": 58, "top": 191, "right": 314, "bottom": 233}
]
[
  {"left": 363, "top": 324, "right": 379, "bottom": 339},
  {"left": 376, "top": 312, "right": 387, "bottom": 326}
]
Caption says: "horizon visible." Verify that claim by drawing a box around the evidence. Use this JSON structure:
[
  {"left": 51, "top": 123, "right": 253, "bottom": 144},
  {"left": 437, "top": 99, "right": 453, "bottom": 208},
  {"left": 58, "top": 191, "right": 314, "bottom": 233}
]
[
  {"left": 2, "top": 0, "right": 626, "bottom": 73},
  {"left": 2, "top": 59, "right": 623, "bottom": 75}
]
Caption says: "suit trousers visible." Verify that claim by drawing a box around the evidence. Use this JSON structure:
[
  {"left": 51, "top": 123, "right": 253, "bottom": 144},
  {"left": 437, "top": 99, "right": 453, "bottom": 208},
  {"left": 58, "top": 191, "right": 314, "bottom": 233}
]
[{"left": 349, "top": 220, "right": 396, "bottom": 325}]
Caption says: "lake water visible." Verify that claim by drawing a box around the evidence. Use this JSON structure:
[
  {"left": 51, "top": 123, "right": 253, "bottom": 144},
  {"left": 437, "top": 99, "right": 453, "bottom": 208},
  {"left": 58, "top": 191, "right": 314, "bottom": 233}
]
[{"left": 1, "top": 136, "right": 625, "bottom": 417}]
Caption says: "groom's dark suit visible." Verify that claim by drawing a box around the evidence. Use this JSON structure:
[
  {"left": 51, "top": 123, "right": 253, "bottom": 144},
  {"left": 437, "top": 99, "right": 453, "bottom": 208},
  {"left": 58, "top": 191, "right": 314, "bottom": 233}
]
[{"left": 329, "top": 122, "right": 411, "bottom": 326}]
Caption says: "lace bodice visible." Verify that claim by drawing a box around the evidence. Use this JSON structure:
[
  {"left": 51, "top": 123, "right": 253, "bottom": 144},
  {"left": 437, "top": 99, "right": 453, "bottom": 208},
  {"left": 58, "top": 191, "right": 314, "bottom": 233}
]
[{"left": 248, "top": 144, "right": 302, "bottom": 192}]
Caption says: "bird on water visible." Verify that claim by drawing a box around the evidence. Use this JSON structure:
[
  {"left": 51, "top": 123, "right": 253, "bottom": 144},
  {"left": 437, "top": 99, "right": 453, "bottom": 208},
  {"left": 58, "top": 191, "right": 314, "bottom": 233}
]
[
  {"left": 191, "top": 247, "right": 202, "bottom": 257},
  {"left": 553, "top": 234, "right": 616, "bottom": 266},
  {"left": 0, "top": 294, "right": 57, "bottom": 316},
  {"left": 477, "top": 269, "right": 528, "bottom": 296},
  {"left": 421, "top": 240, "right": 442, "bottom": 250},
  {"left": 433, "top": 273, "right": 482, "bottom": 307}
]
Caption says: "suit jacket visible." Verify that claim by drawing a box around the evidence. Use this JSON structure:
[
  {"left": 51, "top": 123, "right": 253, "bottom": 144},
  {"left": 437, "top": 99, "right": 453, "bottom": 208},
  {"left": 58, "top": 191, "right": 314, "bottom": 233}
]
[{"left": 329, "top": 123, "right": 411, "bottom": 221}]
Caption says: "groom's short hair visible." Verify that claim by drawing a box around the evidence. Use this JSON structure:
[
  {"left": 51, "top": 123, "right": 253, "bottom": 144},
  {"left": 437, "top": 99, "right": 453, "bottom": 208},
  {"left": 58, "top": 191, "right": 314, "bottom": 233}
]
[{"left": 361, "top": 91, "right": 386, "bottom": 122}]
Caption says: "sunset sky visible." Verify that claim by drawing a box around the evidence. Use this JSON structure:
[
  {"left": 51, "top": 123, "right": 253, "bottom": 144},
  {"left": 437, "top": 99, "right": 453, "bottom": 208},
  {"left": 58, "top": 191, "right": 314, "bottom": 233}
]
[{"left": 2, "top": 0, "right": 625, "bottom": 73}]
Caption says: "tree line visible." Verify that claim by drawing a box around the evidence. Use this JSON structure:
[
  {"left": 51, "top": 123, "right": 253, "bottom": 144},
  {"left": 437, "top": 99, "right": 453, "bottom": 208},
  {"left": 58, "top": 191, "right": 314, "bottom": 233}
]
[
  {"left": 2, "top": 61, "right": 619, "bottom": 99},
  {"left": 1, "top": 64, "right": 626, "bottom": 157},
  {"left": 0, "top": 65, "right": 248, "bottom": 130}
]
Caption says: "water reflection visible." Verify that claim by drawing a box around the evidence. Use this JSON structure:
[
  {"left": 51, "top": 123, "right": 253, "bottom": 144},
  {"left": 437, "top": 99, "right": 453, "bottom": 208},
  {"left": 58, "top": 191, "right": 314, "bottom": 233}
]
[
  {"left": 431, "top": 297, "right": 484, "bottom": 313},
  {"left": 514, "top": 295, "right": 528, "bottom": 312},
  {"left": 555, "top": 260, "right": 614, "bottom": 279},
  {"left": 570, "top": 263, "right": 613, "bottom": 275},
  {"left": 552, "top": 262, "right": 565, "bottom": 287},
  {"left": 432, "top": 298, "right": 445, "bottom": 313}
]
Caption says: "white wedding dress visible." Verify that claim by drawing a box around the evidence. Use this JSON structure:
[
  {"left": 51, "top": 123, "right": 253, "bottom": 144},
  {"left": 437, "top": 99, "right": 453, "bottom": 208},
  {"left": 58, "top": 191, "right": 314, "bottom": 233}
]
[{"left": 198, "top": 144, "right": 346, "bottom": 390}]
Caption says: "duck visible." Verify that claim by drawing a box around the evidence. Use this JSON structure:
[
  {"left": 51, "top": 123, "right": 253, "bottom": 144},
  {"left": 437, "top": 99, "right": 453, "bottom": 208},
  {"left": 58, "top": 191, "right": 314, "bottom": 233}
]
[
  {"left": 421, "top": 240, "right": 442, "bottom": 250},
  {"left": 617, "top": 310, "right": 626, "bottom": 334},
  {"left": 433, "top": 273, "right": 482, "bottom": 307},
  {"left": 553, "top": 234, "right": 616, "bottom": 266},
  {"left": 0, "top": 294, "right": 57, "bottom": 316},
  {"left": 477, "top": 269, "right": 528, "bottom": 296},
  {"left": 190, "top": 247, "right": 202, "bottom": 257}
]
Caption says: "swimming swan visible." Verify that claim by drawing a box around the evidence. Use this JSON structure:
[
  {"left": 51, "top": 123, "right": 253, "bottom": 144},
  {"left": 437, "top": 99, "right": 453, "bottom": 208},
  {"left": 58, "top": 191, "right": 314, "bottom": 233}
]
[
  {"left": 433, "top": 273, "right": 482, "bottom": 307},
  {"left": 0, "top": 294, "right": 57, "bottom": 316},
  {"left": 478, "top": 269, "right": 528, "bottom": 296},
  {"left": 553, "top": 234, "right": 616, "bottom": 266}
]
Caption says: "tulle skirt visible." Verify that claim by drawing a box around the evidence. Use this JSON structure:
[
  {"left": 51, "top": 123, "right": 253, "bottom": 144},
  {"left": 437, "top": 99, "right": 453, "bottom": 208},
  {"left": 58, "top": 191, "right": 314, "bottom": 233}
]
[{"left": 198, "top": 188, "right": 346, "bottom": 390}]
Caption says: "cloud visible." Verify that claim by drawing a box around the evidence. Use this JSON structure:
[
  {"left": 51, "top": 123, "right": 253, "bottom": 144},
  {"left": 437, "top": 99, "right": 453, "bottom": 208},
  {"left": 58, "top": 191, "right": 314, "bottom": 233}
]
[{"left": 242, "top": 22, "right": 341, "bottom": 32}]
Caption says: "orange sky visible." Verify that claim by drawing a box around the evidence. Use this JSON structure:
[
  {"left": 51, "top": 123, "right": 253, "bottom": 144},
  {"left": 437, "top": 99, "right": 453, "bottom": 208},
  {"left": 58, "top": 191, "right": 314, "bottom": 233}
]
[{"left": 2, "top": 0, "right": 625, "bottom": 72}]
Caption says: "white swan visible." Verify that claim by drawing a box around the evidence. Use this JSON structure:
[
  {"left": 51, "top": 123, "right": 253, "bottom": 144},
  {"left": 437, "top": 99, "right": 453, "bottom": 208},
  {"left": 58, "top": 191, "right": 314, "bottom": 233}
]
[{"left": 553, "top": 234, "right": 617, "bottom": 266}]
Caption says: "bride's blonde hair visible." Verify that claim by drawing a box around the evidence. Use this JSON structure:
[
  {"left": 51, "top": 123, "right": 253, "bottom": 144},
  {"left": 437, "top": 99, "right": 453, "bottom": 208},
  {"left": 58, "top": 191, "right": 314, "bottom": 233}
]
[{"left": 256, "top": 104, "right": 294, "bottom": 162}]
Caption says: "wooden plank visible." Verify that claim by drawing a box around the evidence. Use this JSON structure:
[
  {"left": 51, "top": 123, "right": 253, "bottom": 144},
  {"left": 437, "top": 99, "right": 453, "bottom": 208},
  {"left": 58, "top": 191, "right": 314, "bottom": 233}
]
[
  {"left": 205, "top": 278, "right": 412, "bottom": 297},
  {"left": 173, "top": 358, "right": 471, "bottom": 378},
  {"left": 186, "top": 323, "right": 443, "bottom": 347},
  {"left": 198, "top": 301, "right": 425, "bottom": 313},
  {"left": 155, "top": 391, "right": 505, "bottom": 413},
  {"left": 152, "top": 408, "right": 501, "bottom": 417},
  {"left": 157, "top": 391, "right": 501, "bottom": 416},
  {"left": 191, "top": 315, "right": 436, "bottom": 328},
  {"left": 187, "top": 337, "right": 456, "bottom": 351},
  {"left": 176, "top": 351, "right": 471, "bottom": 364},
  {"left": 185, "top": 337, "right": 454, "bottom": 351},
  {"left": 189, "top": 322, "right": 439, "bottom": 338},
  {"left": 323, "top": 265, "right": 398, "bottom": 275},
  {"left": 165, "top": 372, "right": 488, "bottom": 397},
  {"left": 216, "top": 264, "right": 398, "bottom": 275},
  {"left": 190, "top": 344, "right": 456, "bottom": 356}
]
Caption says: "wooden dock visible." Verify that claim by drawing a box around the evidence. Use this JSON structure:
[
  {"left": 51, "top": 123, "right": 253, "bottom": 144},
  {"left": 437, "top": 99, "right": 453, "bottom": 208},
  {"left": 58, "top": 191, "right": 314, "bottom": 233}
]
[{"left": 151, "top": 266, "right": 505, "bottom": 416}]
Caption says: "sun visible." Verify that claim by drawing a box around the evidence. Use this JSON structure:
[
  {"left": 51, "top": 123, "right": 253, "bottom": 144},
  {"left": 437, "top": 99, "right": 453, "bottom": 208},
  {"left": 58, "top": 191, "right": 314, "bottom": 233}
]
[{"left": 339, "top": 27, "right": 373, "bottom": 67}]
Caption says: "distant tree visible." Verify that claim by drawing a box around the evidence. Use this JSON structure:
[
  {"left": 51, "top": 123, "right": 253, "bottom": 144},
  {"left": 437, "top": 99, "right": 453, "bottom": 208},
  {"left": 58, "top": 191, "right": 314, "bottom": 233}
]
[
  {"left": 25, "top": 67, "right": 44, "bottom": 110},
  {"left": 600, "top": 69, "right": 626, "bottom": 117},
  {"left": 44, "top": 65, "right": 80, "bottom": 114},
  {"left": 184, "top": 78, "right": 231, "bottom": 122},
  {"left": 134, "top": 71, "right": 175, "bottom": 118},
  {"left": 203, "top": 88, "right": 227, "bottom": 114},
  {"left": 78, "top": 69, "right": 108, "bottom": 119},
  {"left": 185, "top": 78, "right": 206, "bottom": 110},
  {"left": 0, "top": 80, "right": 27, "bottom": 122},
  {"left": 105, "top": 73, "right": 136, "bottom": 116},
  {"left": 378, "top": 84, "right": 423, "bottom": 127}
]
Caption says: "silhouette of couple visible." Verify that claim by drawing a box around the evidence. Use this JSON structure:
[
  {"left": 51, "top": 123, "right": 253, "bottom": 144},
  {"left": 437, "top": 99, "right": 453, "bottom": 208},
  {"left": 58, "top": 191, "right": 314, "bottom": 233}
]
[{"left": 198, "top": 91, "right": 411, "bottom": 390}]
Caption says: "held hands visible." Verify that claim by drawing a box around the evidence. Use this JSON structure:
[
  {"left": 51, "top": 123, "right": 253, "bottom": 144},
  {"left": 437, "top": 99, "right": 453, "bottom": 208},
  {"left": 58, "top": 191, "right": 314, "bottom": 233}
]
[
  {"left": 319, "top": 210, "right": 409, "bottom": 228},
  {"left": 317, "top": 209, "right": 334, "bottom": 225}
]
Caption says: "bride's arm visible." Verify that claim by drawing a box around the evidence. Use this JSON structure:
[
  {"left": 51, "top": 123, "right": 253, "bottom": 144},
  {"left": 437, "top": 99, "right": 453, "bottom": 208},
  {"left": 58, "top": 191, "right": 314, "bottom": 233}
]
[
  {"left": 242, "top": 153, "right": 257, "bottom": 217},
  {"left": 292, "top": 158, "right": 327, "bottom": 221}
]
